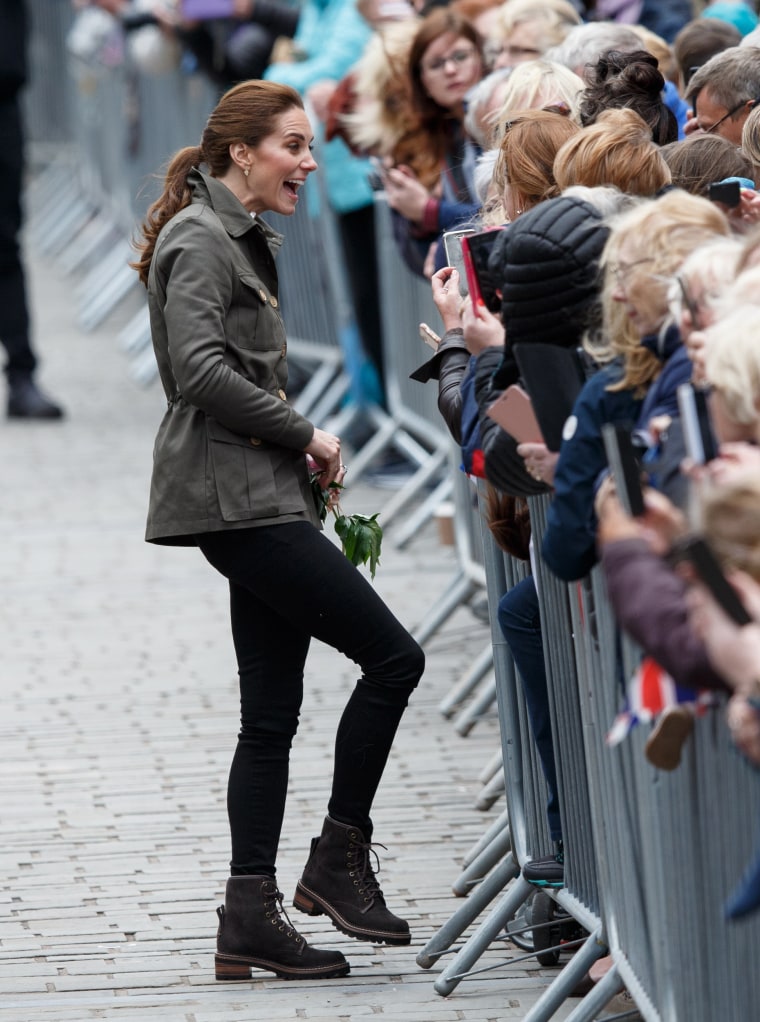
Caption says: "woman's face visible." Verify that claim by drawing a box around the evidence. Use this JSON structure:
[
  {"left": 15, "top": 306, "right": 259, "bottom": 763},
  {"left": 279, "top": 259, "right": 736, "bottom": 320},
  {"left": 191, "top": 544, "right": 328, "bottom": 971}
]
[
  {"left": 610, "top": 236, "right": 669, "bottom": 338},
  {"left": 419, "top": 32, "right": 483, "bottom": 111},
  {"left": 245, "top": 107, "right": 317, "bottom": 216},
  {"left": 492, "top": 20, "right": 543, "bottom": 70}
]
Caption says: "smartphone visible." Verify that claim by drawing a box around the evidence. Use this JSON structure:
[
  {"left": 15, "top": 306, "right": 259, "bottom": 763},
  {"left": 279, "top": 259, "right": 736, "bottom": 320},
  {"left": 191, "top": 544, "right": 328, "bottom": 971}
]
[
  {"left": 601, "top": 423, "right": 645, "bottom": 518},
  {"left": 486, "top": 384, "right": 544, "bottom": 444},
  {"left": 708, "top": 180, "right": 741, "bottom": 208},
  {"left": 669, "top": 535, "right": 752, "bottom": 626},
  {"left": 461, "top": 228, "right": 505, "bottom": 314},
  {"left": 419, "top": 322, "right": 441, "bottom": 350},
  {"left": 678, "top": 382, "right": 719, "bottom": 465},
  {"left": 443, "top": 228, "right": 475, "bottom": 298}
]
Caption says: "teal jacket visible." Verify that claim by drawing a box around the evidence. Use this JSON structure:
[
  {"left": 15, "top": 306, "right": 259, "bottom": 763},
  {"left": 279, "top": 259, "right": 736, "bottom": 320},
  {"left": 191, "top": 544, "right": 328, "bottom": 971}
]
[{"left": 264, "top": 0, "right": 373, "bottom": 214}]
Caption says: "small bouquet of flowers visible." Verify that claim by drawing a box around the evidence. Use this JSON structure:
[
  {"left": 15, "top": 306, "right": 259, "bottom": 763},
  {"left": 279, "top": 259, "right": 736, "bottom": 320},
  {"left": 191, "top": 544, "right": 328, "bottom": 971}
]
[{"left": 311, "top": 474, "right": 383, "bottom": 580}]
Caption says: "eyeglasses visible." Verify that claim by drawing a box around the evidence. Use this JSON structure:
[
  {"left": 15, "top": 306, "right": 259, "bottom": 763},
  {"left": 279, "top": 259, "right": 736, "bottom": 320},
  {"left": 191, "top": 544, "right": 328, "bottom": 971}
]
[
  {"left": 422, "top": 47, "right": 478, "bottom": 75},
  {"left": 609, "top": 257, "right": 656, "bottom": 286},
  {"left": 699, "top": 98, "right": 755, "bottom": 135}
]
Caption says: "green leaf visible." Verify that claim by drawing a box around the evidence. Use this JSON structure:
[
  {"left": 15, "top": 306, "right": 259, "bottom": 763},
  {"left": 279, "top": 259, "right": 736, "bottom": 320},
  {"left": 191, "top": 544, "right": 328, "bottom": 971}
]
[{"left": 332, "top": 512, "right": 383, "bottom": 579}]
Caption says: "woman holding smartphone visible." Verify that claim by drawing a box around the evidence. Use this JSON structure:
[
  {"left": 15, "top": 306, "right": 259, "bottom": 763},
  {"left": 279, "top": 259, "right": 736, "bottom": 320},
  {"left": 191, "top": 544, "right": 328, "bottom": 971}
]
[{"left": 133, "top": 80, "right": 424, "bottom": 983}]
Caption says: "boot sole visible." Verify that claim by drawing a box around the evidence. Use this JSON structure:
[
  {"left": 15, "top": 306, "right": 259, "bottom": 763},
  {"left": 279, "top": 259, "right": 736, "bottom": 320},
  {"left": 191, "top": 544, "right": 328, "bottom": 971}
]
[
  {"left": 293, "top": 882, "right": 412, "bottom": 946},
  {"left": 215, "top": 952, "right": 350, "bottom": 981}
]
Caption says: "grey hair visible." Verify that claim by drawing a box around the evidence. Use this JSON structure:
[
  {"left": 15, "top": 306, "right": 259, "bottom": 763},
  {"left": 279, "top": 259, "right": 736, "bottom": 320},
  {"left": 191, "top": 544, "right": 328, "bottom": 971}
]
[
  {"left": 685, "top": 46, "right": 760, "bottom": 110},
  {"left": 544, "top": 22, "right": 642, "bottom": 78}
]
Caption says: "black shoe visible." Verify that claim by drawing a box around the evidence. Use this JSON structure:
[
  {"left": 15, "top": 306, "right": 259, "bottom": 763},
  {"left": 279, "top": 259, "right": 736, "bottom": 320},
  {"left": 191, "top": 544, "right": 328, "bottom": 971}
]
[
  {"left": 294, "top": 816, "right": 411, "bottom": 945},
  {"left": 523, "top": 849, "right": 564, "bottom": 888},
  {"left": 215, "top": 875, "right": 350, "bottom": 981},
  {"left": 8, "top": 377, "right": 65, "bottom": 420}
]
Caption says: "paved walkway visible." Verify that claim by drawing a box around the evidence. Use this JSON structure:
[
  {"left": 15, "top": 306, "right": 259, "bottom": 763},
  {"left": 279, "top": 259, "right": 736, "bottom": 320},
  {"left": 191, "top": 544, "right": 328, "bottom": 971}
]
[{"left": 0, "top": 228, "right": 587, "bottom": 1020}]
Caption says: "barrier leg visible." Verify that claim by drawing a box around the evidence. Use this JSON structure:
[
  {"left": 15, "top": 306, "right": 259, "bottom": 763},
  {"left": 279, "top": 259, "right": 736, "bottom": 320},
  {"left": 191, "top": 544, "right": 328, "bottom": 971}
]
[
  {"left": 478, "top": 747, "right": 504, "bottom": 785},
  {"left": 392, "top": 473, "right": 452, "bottom": 549},
  {"left": 452, "top": 822, "right": 512, "bottom": 896},
  {"left": 462, "top": 807, "right": 510, "bottom": 868},
  {"left": 438, "top": 643, "right": 493, "bottom": 719},
  {"left": 411, "top": 572, "right": 478, "bottom": 647},
  {"left": 454, "top": 672, "right": 497, "bottom": 736},
  {"left": 416, "top": 854, "right": 519, "bottom": 969},
  {"left": 521, "top": 927, "right": 609, "bottom": 1022},
  {"left": 433, "top": 872, "right": 532, "bottom": 996},
  {"left": 562, "top": 963, "right": 626, "bottom": 1022},
  {"left": 475, "top": 767, "right": 506, "bottom": 811}
]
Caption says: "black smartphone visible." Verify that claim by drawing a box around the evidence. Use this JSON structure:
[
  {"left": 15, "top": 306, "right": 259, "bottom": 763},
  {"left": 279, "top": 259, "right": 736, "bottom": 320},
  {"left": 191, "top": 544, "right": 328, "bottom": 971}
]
[
  {"left": 669, "top": 535, "right": 752, "bottom": 626},
  {"left": 601, "top": 423, "right": 646, "bottom": 518},
  {"left": 677, "top": 382, "right": 719, "bottom": 464},
  {"left": 461, "top": 228, "right": 505, "bottom": 314},
  {"left": 708, "top": 180, "right": 741, "bottom": 208}
]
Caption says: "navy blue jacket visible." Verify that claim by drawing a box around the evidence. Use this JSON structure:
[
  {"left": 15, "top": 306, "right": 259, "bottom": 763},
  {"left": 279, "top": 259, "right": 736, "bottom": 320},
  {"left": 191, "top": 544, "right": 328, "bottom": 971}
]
[{"left": 541, "top": 362, "right": 642, "bottom": 582}]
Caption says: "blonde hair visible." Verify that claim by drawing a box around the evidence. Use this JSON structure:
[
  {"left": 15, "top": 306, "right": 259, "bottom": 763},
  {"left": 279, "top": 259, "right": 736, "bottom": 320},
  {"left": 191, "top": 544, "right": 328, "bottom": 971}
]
[
  {"left": 554, "top": 108, "right": 671, "bottom": 195},
  {"left": 492, "top": 107, "right": 579, "bottom": 213},
  {"left": 592, "top": 190, "right": 729, "bottom": 391},
  {"left": 489, "top": 59, "right": 584, "bottom": 145},
  {"left": 703, "top": 305, "right": 760, "bottom": 425},
  {"left": 341, "top": 21, "right": 419, "bottom": 157},
  {"left": 668, "top": 235, "right": 742, "bottom": 323},
  {"left": 497, "top": 0, "right": 581, "bottom": 49},
  {"left": 741, "top": 101, "right": 760, "bottom": 186},
  {"left": 699, "top": 474, "right": 760, "bottom": 582}
]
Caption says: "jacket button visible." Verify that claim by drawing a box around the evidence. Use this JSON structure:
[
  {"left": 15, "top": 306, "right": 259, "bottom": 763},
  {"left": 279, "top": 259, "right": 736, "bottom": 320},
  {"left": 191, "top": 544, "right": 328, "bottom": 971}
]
[
  {"left": 278, "top": 389, "right": 287, "bottom": 400},
  {"left": 281, "top": 343, "right": 286, "bottom": 358},
  {"left": 258, "top": 288, "right": 267, "bottom": 302},
  {"left": 270, "top": 296, "right": 279, "bottom": 308},
  {"left": 250, "top": 437, "right": 262, "bottom": 446}
]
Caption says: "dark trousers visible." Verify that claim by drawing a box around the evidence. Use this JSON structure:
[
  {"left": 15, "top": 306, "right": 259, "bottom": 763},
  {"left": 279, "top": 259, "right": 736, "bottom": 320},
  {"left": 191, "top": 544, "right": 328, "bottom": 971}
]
[
  {"left": 497, "top": 575, "right": 561, "bottom": 842},
  {"left": 197, "top": 522, "right": 424, "bottom": 877},
  {"left": 0, "top": 95, "right": 35, "bottom": 380}
]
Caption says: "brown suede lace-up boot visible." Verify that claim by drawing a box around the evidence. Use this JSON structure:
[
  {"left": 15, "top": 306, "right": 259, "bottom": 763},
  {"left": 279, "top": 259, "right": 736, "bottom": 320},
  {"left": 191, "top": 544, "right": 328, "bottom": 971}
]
[
  {"left": 293, "top": 816, "right": 411, "bottom": 946},
  {"left": 215, "top": 875, "right": 350, "bottom": 980}
]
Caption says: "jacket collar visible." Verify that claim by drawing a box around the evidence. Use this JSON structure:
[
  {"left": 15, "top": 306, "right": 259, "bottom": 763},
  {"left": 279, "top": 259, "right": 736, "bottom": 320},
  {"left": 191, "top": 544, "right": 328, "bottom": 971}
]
[
  {"left": 641, "top": 320, "right": 681, "bottom": 362},
  {"left": 188, "top": 167, "right": 284, "bottom": 254}
]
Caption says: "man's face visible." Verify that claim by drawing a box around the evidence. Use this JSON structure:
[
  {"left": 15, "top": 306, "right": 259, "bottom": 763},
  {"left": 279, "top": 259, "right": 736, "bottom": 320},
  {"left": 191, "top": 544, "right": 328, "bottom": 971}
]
[{"left": 695, "top": 87, "right": 751, "bottom": 144}]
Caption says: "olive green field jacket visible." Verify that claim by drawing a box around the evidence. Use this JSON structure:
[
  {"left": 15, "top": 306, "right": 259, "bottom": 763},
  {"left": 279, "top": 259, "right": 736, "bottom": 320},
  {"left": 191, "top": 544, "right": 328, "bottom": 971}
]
[{"left": 145, "top": 169, "right": 320, "bottom": 544}]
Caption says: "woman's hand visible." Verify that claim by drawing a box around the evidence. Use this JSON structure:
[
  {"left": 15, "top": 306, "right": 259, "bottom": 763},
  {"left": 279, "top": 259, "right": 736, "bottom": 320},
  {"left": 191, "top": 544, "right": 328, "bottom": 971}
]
[
  {"left": 687, "top": 572, "right": 760, "bottom": 692},
  {"left": 726, "top": 694, "right": 760, "bottom": 765},
  {"left": 461, "top": 297, "right": 505, "bottom": 353},
  {"left": 384, "top": 165, "right": 430, "bottom": 223},
  {"left": 304, "top": 428, "right": 343, "bottom": 490},
  {"left": 431, "top": 267, "right": 464, "bottom": 332},
  {"left": 517, "top": 441, "right": 558, "bottom": 487}
]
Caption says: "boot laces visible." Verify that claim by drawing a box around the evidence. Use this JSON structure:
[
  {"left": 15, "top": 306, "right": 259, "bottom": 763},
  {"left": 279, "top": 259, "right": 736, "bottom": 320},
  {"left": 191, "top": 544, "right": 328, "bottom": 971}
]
[
  {"left": 263, "top": 882, "right": 305, "bottom": 945},
  {"left": 349, "top": 839, "right": 387, "bottom": 905}
]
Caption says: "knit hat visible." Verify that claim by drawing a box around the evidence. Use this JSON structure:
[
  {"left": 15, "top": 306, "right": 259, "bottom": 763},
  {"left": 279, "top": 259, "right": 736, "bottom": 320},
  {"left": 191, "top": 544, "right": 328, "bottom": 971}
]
[{"left": 488, "top": 195, "right": 609, "bottom": 389}]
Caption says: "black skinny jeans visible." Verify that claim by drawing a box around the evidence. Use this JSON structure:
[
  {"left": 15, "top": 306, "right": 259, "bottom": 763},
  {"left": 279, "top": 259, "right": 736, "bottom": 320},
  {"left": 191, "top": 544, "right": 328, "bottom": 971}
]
[{"left": 197, "top": 522, "right": 425, "bottom": 877}]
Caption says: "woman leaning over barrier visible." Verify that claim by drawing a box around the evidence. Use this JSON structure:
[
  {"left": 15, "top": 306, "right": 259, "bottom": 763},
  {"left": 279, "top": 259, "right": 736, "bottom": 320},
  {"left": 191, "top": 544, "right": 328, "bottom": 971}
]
[{"left": 132, "top": 79, "right": 424, "bottom": 983}]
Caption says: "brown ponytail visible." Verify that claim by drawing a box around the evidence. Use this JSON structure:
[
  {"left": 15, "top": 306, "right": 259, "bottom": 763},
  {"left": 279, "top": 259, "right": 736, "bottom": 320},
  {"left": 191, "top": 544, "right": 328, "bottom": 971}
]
[
  {"left": 131, "top": 80, "right": 303, "bottom": 287},
  {"left": 132, "top": 145, "right": 200, "bottom": 286},
  {"left": 483, "top": 484, "right": 532, "bottom": 562}
]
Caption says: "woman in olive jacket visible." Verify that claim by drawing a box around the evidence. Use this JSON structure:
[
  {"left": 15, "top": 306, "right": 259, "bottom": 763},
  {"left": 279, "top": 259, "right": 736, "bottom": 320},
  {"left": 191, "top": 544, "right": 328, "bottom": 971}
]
[{"left": 134, "top": 80, "right": 424, "bottom": 983}]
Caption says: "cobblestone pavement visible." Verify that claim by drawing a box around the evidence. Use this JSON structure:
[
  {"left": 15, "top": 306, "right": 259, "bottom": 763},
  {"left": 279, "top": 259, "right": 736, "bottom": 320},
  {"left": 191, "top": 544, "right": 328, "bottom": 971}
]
[{"left": 0, "top": 239, "right": 584, "bottom": 1021}]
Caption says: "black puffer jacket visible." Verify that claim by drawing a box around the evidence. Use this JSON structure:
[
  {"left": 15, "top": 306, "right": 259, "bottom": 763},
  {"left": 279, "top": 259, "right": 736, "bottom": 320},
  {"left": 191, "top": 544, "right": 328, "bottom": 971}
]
[{"left": 477, "top": 195, "right": 609, "bottom": 496}]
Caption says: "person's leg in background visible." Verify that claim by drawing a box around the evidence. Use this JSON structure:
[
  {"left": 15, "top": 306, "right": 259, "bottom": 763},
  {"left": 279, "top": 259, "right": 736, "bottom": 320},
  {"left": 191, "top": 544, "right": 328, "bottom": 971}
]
[
  {"left": 497, "top": 574, "right": 564, "bottom": 886},
  {"left": 0, "top": 94, "right": 63, "bottom": 420}
]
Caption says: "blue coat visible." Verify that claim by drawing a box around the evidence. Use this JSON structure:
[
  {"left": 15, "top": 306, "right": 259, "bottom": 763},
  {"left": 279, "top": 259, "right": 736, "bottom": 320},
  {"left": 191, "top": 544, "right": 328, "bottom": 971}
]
[{"left": 265, "top": 0, "right": 373, "bottom": 214}]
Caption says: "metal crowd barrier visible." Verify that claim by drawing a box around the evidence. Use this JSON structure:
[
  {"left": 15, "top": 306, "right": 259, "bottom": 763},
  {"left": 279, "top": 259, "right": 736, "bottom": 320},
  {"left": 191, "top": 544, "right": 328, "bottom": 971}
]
[{"left": 425, "top": 481, "right": 760, "bottom": 1019}]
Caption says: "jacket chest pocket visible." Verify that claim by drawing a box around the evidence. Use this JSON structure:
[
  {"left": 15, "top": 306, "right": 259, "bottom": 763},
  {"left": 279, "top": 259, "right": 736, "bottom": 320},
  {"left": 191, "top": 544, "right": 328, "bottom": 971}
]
[{"left": 236, "top": 273, "right": 286, "bottom": 351}]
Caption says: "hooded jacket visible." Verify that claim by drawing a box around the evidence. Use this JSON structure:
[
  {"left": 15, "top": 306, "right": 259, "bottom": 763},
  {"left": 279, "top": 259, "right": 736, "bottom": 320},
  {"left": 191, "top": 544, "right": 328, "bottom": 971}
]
[{"left": 476, "top": 196, "right": 610, "bottom": 497}]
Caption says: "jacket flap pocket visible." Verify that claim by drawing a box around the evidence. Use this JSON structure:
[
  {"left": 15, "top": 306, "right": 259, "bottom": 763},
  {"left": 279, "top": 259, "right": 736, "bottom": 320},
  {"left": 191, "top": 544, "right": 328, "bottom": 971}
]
[
  {"left": 239, "top": 273, "right": 270, "bottom": 305},
  {"left": 206, "top": 417, "right": 263, "bottom": 448}
]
